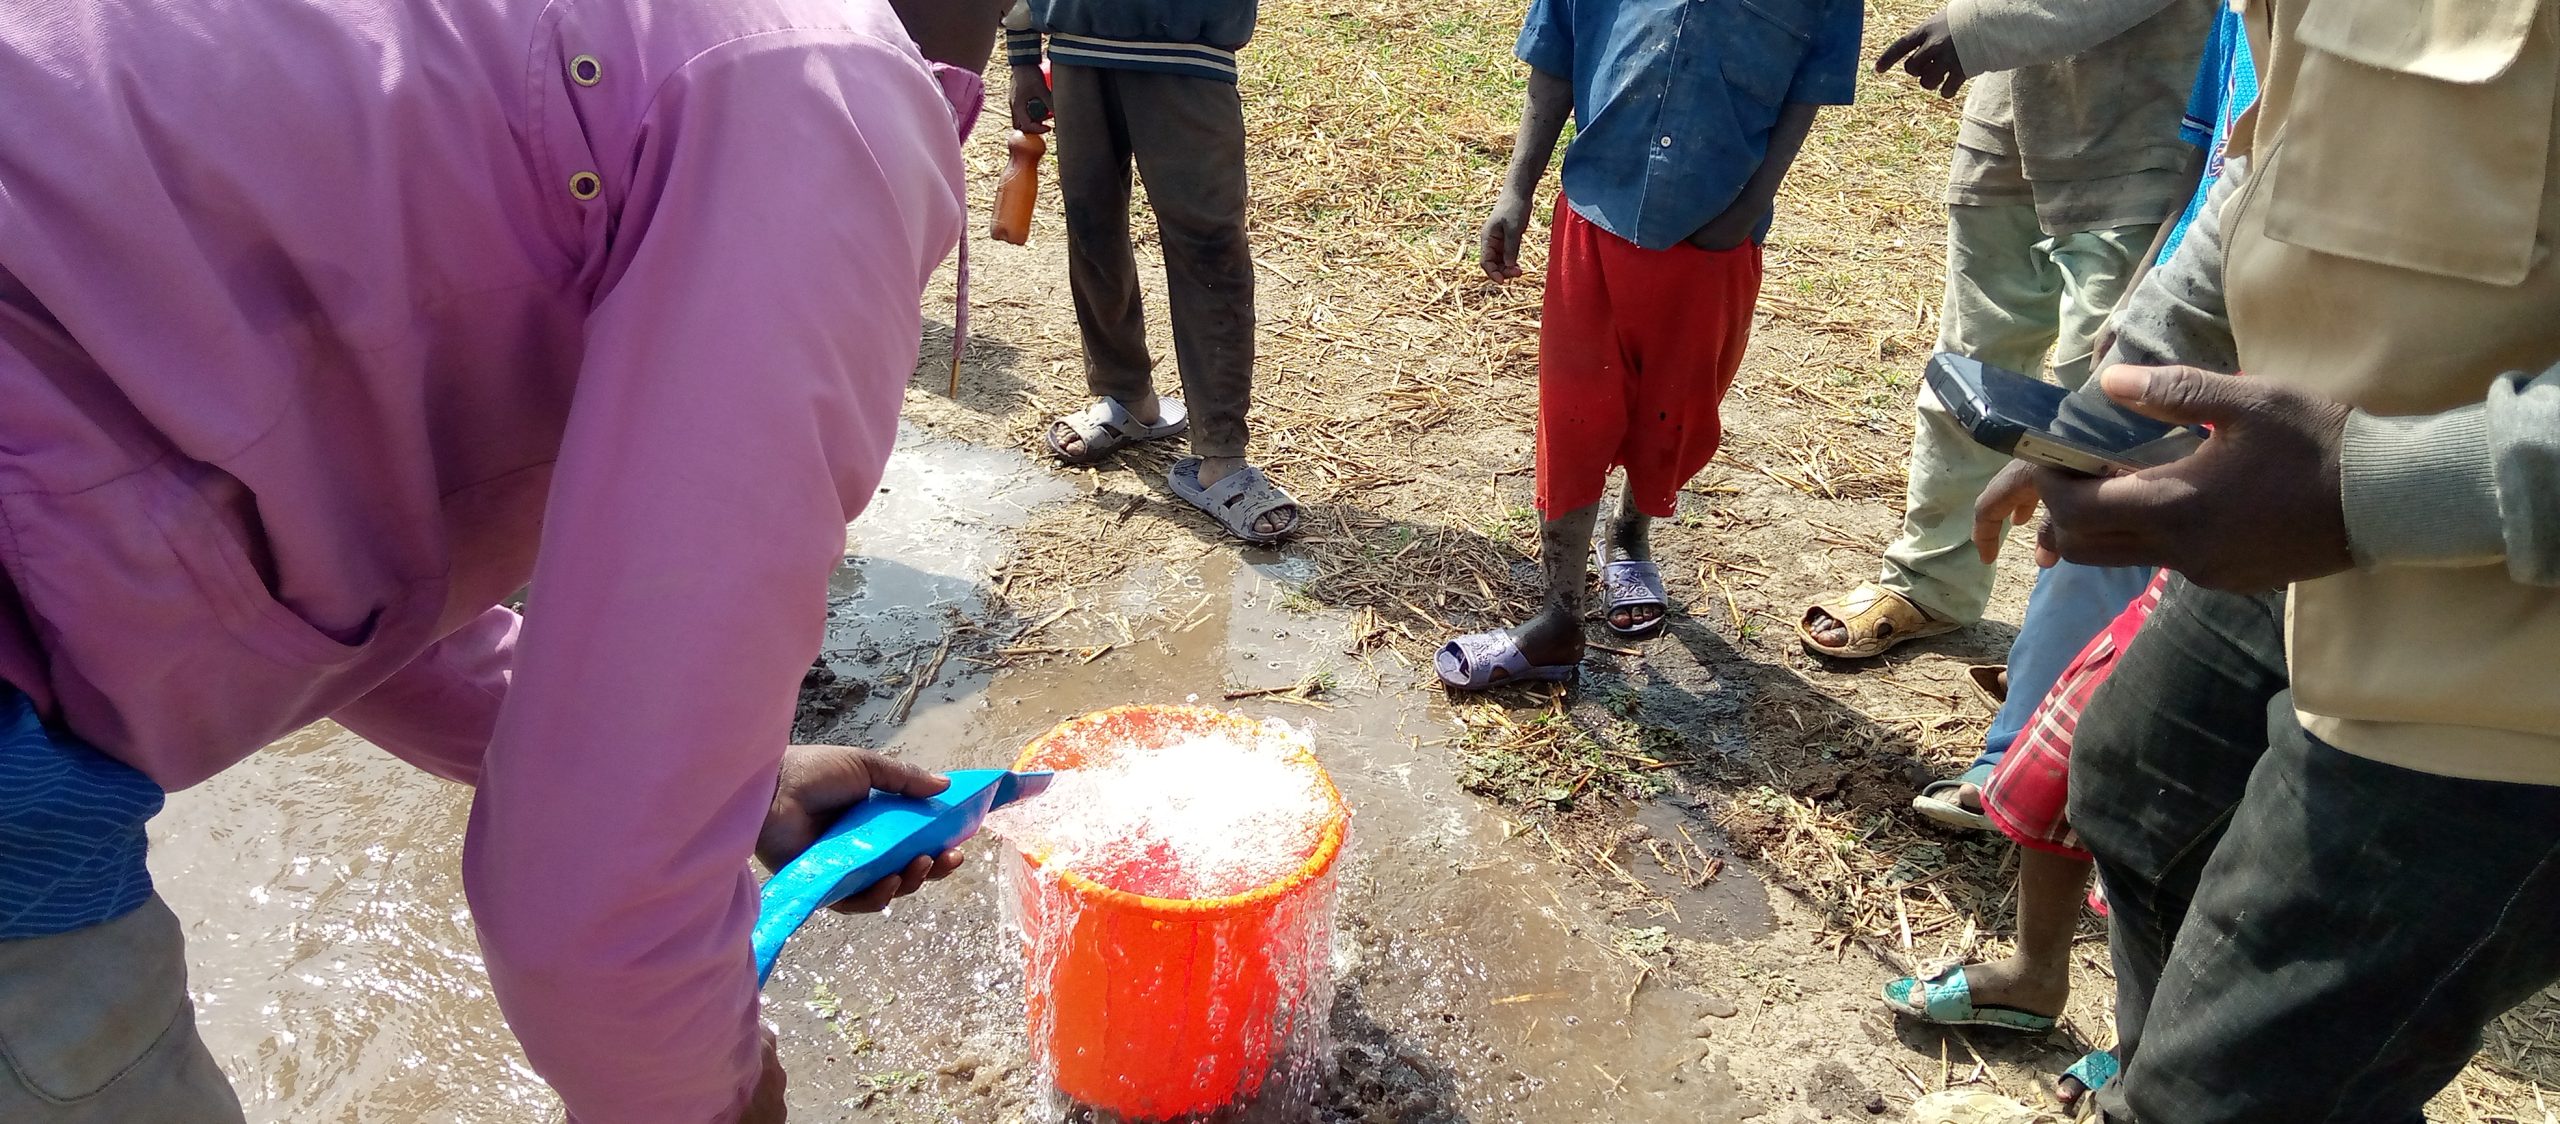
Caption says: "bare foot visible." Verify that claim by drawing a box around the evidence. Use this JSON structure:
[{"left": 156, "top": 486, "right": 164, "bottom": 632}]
[
  {"left": 1196, "top": 455, "right": 1297, "bottom": 538},
  {"left": 1804, "top": 607, "right": 1849, "bottom": 649},
  {"left": 1048, "top": 393, "right": 1162, "bottom": 460}
]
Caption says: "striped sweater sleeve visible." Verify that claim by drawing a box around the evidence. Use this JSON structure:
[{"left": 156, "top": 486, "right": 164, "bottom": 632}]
[{"left": 1005, "top": 2, "right": 1042, "bottom": 68}]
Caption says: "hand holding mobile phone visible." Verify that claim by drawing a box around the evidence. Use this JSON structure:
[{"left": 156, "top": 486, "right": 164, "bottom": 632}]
[{"left": 1925, "top": 353, "right": 2208, "bottom": 476}]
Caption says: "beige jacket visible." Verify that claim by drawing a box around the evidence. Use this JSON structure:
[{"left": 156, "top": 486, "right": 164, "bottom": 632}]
[
  {"left": 2226, "top": 0, "right": 2560, "bottom": 783},
  {"left": 1945, "top": 0, "right": 2214, "bottom": 231}
]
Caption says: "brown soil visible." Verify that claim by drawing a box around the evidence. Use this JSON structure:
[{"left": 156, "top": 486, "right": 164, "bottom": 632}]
[{"left": 869, "top": 0, "right": 2560, "bottom": 1116}]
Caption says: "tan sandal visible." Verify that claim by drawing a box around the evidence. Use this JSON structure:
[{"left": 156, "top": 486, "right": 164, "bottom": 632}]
[
  {"left": 1967, "top": 664, "right": 2009, "bottom": 706},
  {"left": 1798, "top": 582, "right": 1960, "bottom": 659}
]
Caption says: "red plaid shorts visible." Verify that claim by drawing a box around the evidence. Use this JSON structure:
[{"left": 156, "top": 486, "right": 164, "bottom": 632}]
[{"left": 1980, "top": 571, "right": 2171, "bottom": 860}]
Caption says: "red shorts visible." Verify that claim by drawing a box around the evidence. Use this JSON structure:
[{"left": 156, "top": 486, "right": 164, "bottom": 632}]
[
  {"left": 1981, "top": 571, "right": 2172, "bottom": 859},
  {"left": 1535, "top": 198, "right": 1762, "bottom": 518}
]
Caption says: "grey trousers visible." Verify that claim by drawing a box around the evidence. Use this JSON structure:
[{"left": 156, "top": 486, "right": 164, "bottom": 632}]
[
  {"left": 0, "top": 897, "right": 243, "bottom": 1123},
  {"left": 1049, "top": 64, "right": 1256, "bottom": 460}
]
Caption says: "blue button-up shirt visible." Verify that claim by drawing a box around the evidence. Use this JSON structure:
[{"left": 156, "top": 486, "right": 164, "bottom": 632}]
[{"left": 1519, "top": 0, "right": 1863, "bottom": 251}]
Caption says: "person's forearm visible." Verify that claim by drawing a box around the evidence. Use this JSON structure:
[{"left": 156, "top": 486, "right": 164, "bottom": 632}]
[
  {"left": 1946, "top": 0, "right": 2177, "bottom": 75},
  {"left": 1497, "top": 68, "right": 1572, "bottom": 208},
  {"left": 1738, "top": 102, "right": 1821, "bottom": 210},
  {"left": 2344, "top": 365, "right": 2560, "bottom": 584}
]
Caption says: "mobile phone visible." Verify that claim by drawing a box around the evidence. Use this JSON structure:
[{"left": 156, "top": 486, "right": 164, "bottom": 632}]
[{"left": 1925, "top": 353, "right": 2208, "bottom": 476}]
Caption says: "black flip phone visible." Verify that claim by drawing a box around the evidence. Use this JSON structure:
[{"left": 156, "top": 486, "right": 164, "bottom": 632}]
[{"left": 1925, "top": 353, "right": 2208, "bottom": 476}]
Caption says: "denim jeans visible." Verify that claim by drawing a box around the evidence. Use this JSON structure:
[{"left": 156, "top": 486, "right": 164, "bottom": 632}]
[
  {"left": 2069, "top": 579, "right": 2560, "bottom": 1123},
  {"left": 1969, "top": 560, "right": 2154, "bottom": 773}
]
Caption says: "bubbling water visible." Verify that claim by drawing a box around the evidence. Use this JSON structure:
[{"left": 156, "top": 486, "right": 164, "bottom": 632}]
[
  {"left": 994, "top": 710, "right": 1343, "bottom": 1120},
  {"left": 987, "top": 722, "right": 1332, "bottom": 899}
]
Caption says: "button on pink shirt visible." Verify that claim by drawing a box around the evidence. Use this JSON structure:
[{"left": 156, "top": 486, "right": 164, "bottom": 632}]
[{"left": 0, "top": 0, "right": 968, "bottom": 1118}]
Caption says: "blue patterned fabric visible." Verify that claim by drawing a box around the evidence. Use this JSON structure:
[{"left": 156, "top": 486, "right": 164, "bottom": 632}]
[
  {"left": 0, "top": 686, "right": 162, "bottom": 938},
  {"left": 2157, "top": 1, "right": 2258, "bottom": 264}
]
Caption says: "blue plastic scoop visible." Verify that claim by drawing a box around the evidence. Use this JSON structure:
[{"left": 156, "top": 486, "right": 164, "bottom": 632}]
[{"left": 751, "top": 768, "right": 1055, "bottom": 984}]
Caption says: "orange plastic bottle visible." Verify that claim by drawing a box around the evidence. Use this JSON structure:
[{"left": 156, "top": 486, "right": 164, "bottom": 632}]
[{"left": 990, "top": 130, "right": 1044, "bottom": 245}]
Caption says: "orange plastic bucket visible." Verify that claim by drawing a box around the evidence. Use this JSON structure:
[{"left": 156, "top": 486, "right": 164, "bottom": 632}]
[{"left": 1005, "top": 705, "right": 1347, "bottom": 1119}]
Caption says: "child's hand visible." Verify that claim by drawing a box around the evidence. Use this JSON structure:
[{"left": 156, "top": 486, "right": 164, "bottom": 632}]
[
  {"left": 1687, "top": 195, "right": 1769, "bottom": 252},
  {"left": 1009, "top": 64, "right": 1051, "bottom": 135},
  {"left": 1876, "top": 10, "right": 1969, "bottom": 98},
  {"left": 1480, "top": 194, "right": 1532, "bottom": 279}
]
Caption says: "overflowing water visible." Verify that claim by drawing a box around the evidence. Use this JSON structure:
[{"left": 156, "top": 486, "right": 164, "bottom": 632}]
[
  {"left": 988, "top": 724, "right": 1332, "bottom": 900},
  {"left": 992, "top": 711, "right": 1345, "bottom": 1121}
]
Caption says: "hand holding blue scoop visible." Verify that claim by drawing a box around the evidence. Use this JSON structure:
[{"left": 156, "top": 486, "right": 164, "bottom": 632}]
[{"left": 751, "top": 768, "right": 1055, "bottom": 984}]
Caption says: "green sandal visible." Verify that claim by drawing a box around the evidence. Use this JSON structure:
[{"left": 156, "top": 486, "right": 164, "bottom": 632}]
[
  {"left": 1882, "top": 964, "right": 2059, "bottom": 1032},
  {"left": 2058, "top": 1050, "right": 2118, "bottom": 1110}
]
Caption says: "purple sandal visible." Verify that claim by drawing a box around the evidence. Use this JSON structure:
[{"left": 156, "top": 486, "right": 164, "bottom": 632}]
[
  {"left": 1599, "top": 560, "right": 1668, "bottom": 637},
  {"left": 1435, "top": 630, "right": 1578, "bottom": 691}
]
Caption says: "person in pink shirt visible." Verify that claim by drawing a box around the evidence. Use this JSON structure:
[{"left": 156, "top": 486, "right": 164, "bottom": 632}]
[{"left": 0, "top": 0, "right": 1006, "bottom": 1120}]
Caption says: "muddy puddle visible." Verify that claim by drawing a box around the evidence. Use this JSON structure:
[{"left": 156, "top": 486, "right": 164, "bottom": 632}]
[{"left": 148, "top": 425, "right": 1785, "bottom": 1123}]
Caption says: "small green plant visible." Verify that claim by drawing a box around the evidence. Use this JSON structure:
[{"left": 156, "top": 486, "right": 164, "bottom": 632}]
[
  {"left": 1599, "top": 683, "right": 1642, "bottom": 719},
  {"left": 1476, "top": 504, "right": 1541, "bottom": 542},
  {"left": 1614, "top": 925, "right": 1673, "bottom": 959}
]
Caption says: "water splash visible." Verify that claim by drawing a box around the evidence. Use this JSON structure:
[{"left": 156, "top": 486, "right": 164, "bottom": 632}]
[
  {"left": 987, "top": 724, "right": 1330, "bottom": 899},
  {"left": 994, "top": 709, "right": 1345, "bottom": 1121}
]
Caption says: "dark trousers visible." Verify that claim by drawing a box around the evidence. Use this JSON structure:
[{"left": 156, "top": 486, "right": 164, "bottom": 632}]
[
  {"left": 2069, "top": 578, "right": 2560, "bottom": 1123},
  {"left": 1049, "top": 64, "right": 1255, "bottom": 460}
]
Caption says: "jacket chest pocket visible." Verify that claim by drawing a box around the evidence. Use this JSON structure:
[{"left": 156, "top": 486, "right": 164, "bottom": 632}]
[{"left": 2256, "top": 0, "right": 2558, "bottom": 285}]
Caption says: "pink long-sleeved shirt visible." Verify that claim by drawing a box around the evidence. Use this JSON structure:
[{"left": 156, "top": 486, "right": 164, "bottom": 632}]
[{"left": 0, "top": 0, "right": 971, "bottom": 1118}]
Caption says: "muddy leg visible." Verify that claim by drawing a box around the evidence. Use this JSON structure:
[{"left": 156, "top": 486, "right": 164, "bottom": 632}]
[{"left": 1510, "top": 501, "right": 1599, "bottom": 667}]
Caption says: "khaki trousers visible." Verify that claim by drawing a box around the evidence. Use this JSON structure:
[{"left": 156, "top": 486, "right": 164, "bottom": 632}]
[
  {"left": 1877, "top": 203, "right": 2156, "bottom": 623},
  {"left": 0, "top": 897, "right": 242, "bottom": 1123}
]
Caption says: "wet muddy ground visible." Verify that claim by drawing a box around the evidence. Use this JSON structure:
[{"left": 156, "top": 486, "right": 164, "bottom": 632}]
[{"left": 151, "top": 424, "right": 2079, "bottom": 1123}]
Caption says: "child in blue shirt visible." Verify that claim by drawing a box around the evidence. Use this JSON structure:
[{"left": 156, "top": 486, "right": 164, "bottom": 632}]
[{"left": 1439, "top": 0, "right": 1862, "bottom": 689}]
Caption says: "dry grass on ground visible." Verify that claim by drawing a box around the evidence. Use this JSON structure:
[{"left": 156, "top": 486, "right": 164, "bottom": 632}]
[{"left": 909, "top": 0, "right": 2560, "bottom": 1116}]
